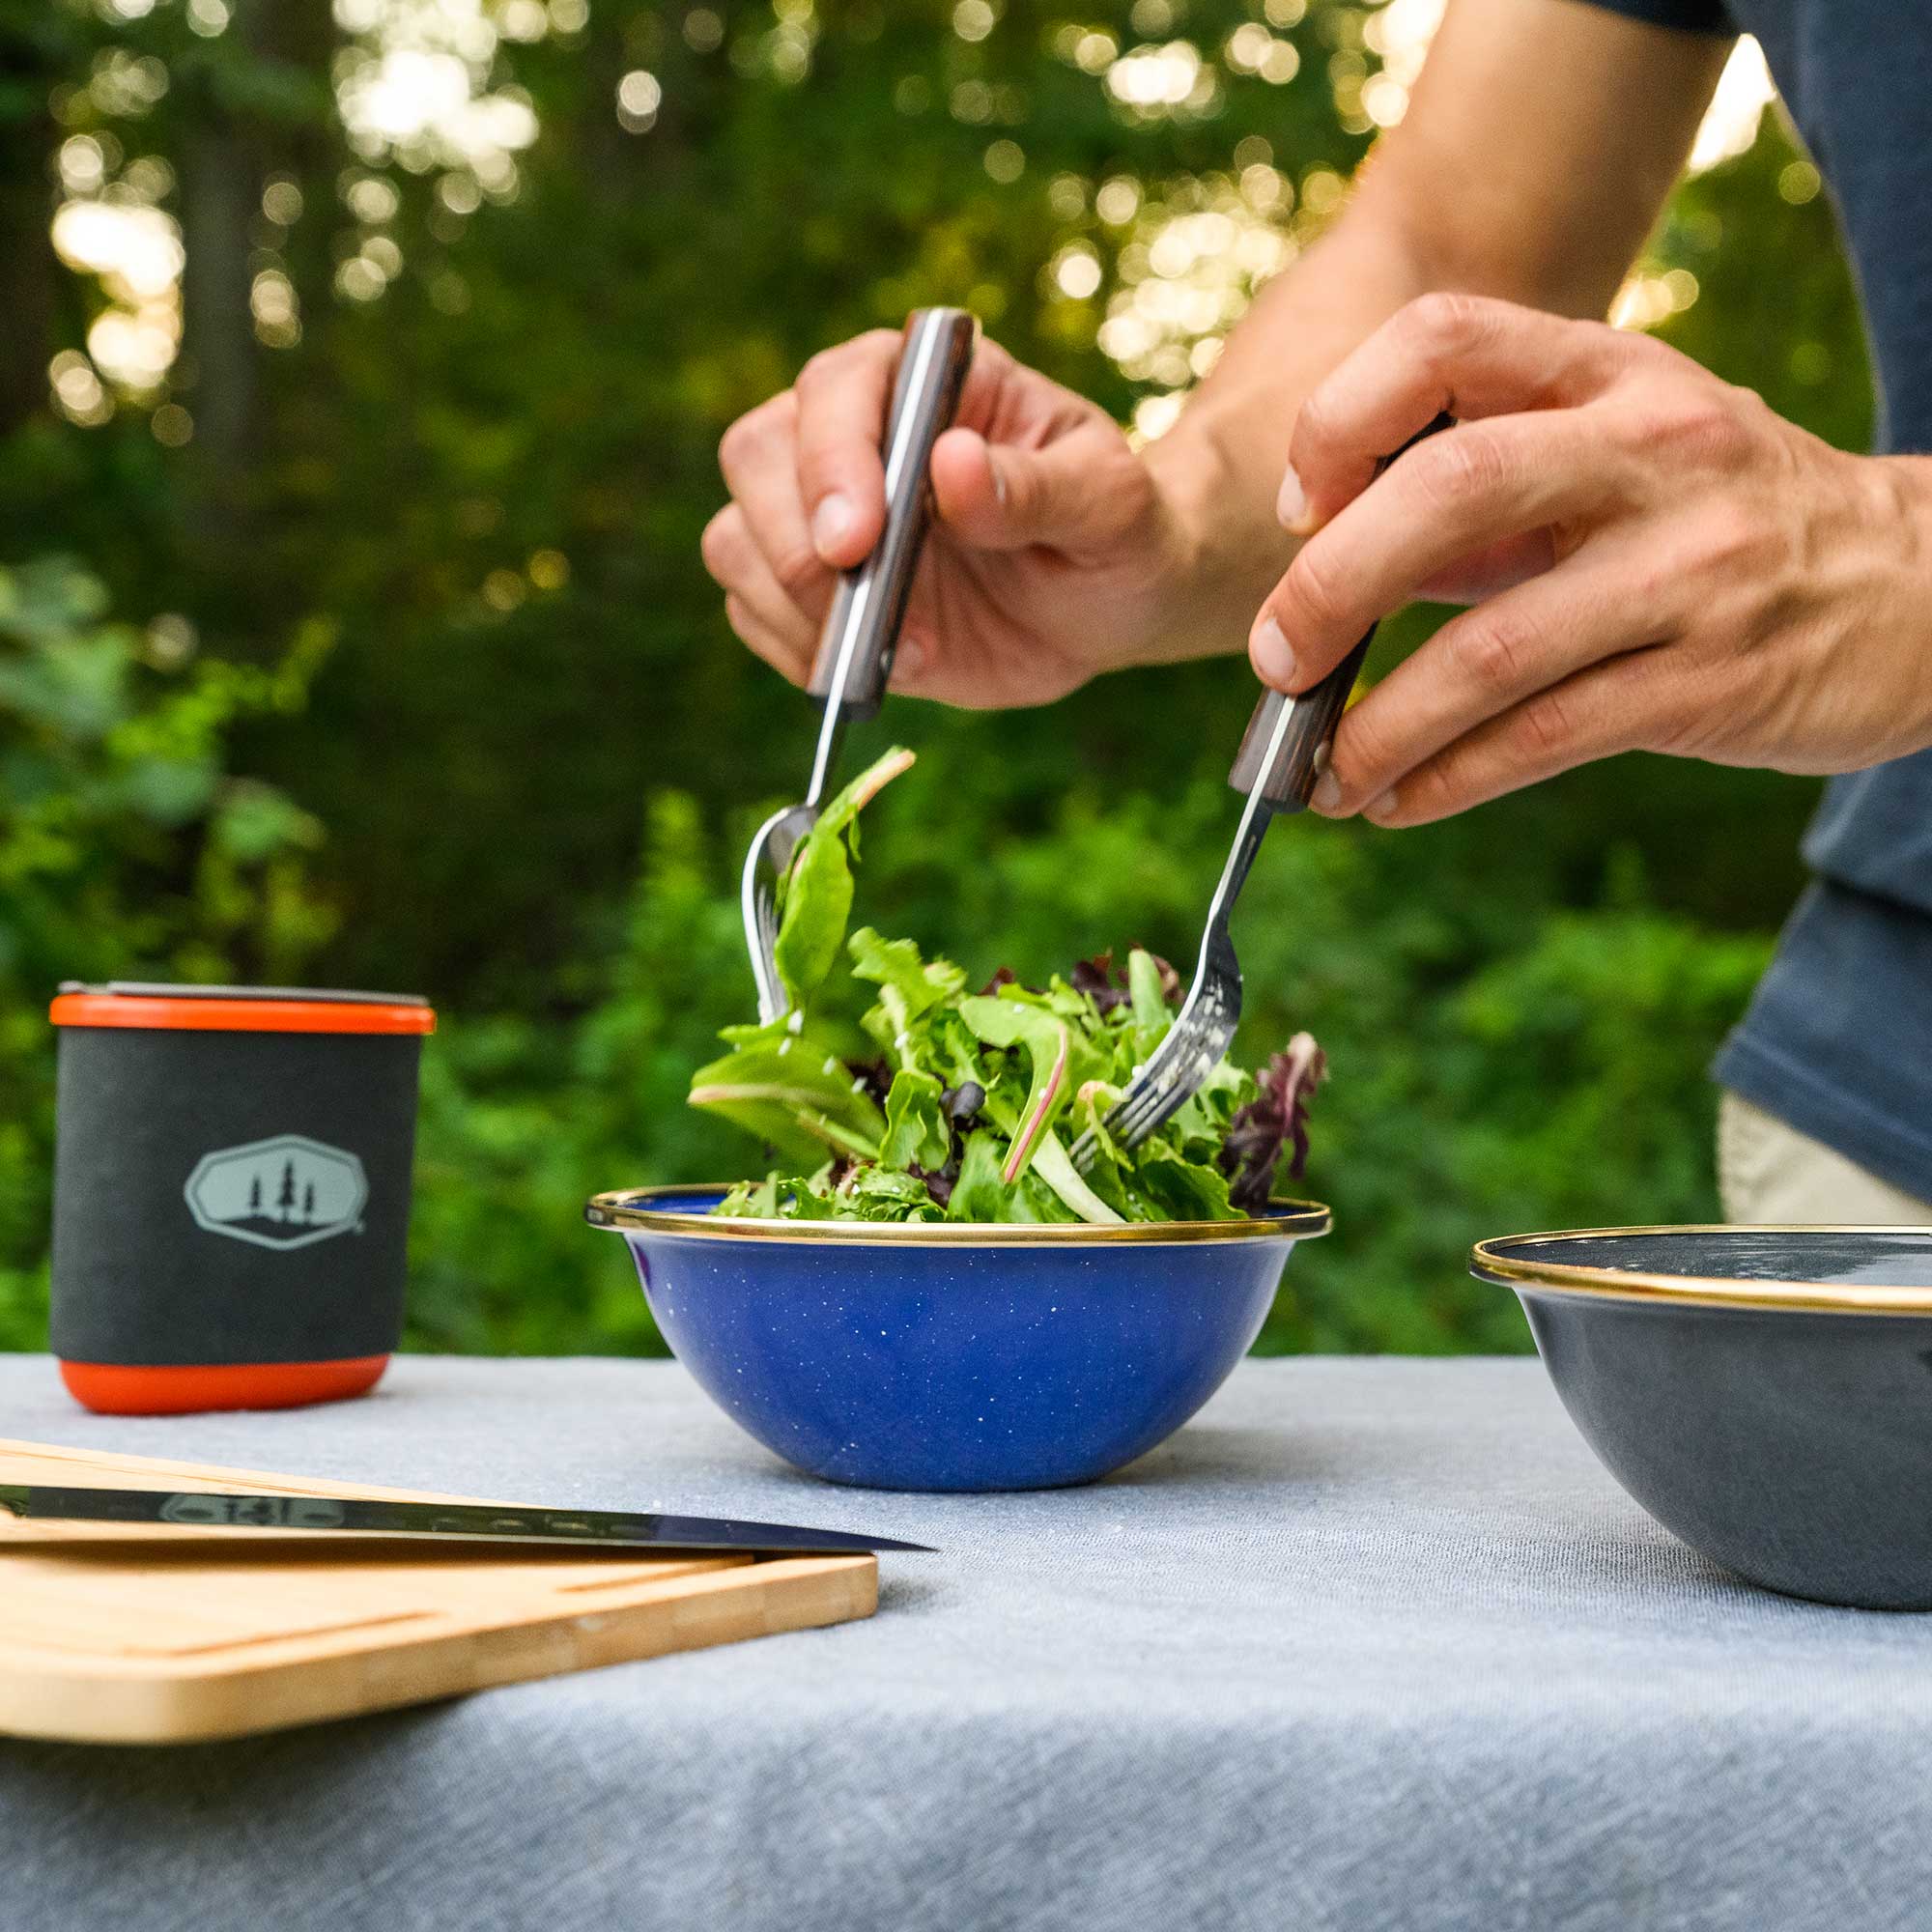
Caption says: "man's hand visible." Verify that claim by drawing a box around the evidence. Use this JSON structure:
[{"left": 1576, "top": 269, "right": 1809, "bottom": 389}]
[
  {"left": 1248, "top": 293, "right": 1932, "bottom": 825},
  {"left": 702, "top": 330, "right": 1209, "bottom": 710}
]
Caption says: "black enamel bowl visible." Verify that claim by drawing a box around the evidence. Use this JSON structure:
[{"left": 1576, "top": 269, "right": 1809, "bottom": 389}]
[{"left": 1472, "top": 1227, "right": 1932, "bottom": 1610}]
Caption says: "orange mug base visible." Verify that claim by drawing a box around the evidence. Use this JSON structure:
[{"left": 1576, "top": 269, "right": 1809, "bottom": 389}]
[{"left": 58, "top": 1354, "right": 391, "bottom": 1416}]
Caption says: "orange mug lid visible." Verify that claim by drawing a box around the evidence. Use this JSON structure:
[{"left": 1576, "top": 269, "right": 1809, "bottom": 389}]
[{"left": 50, "top": 981, "right": 436, "bottom": 1037}]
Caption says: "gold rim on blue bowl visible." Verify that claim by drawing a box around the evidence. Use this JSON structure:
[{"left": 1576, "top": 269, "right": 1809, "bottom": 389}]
[
  {"left": 585, "top": 1183, "right": 1331, "bottom": 1247},
  {"left": 1471, "top": 1224, "right": 1932, "bottom": 1317}
]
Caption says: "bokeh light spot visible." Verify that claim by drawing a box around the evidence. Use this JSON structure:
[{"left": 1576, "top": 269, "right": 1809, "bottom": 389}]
[
  {"left": 617, "top": 69, "right": 662, "bottom": 132},
  {"left": 262, "top": 178, "right": 304, "bottom": 225},
  {"left": 151, "top": 403, "right": 193, "bottom": 446},
  {"left": 984, "top": 138, "right": 1024, "bottom": 184},
  {"left": 1688, "top": 38, "right": 1775, "bottom": 174},
  {"left": 1778, "top": 159, "right": 1822, "bottom": 205},
  {"left": 483, "top": 569, "right": 526, "bottom": 611}
]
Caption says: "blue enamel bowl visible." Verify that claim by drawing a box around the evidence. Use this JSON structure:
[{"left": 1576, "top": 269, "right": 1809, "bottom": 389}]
[{"left": 586, "top": 1185, "right": 1329, "bottom": 1492}]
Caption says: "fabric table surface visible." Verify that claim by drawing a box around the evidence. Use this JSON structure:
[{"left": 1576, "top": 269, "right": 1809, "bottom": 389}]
[{"left": 2, "top": 1352, "right": 1929, "bottom": 1932}]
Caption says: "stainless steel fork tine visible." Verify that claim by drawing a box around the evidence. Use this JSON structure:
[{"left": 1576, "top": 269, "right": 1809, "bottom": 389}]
[
  {"left": 1115, "top": 1069, "right": 1181, "bottom": 1144},
  {"left": 1125, "top": 1074, "right": 1187, "bottom": 1137}
]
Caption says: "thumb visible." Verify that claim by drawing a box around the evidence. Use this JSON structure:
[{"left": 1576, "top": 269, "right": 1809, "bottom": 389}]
[{"left": 930, "top": 424, "right": 1119, "bottom": 554}]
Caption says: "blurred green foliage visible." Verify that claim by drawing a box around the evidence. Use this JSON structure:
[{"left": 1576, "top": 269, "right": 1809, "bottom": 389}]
[
  {"left": 0, "top": 1, "right": 1872, "bottom": 1356},
  {"left": 0, "top": 554, "right": 333, "bottom": 1339}
]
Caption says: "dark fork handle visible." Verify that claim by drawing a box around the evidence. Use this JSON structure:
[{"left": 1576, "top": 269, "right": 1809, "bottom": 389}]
[
  {"left": 806, "top": 308, "right": 978, "bottom": 721},
  {"left": 1228, "top": 412, "right": 1456, "bottom": 811}
]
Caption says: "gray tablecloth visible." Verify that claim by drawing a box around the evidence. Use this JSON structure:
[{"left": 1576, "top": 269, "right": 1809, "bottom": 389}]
[{"left": 2, "top": 1353, "right": 1929, "bottom": 1932}]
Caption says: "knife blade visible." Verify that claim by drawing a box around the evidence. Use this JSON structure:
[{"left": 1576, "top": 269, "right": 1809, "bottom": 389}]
[{"left": 0, "top": 1484, "right": 933, "bottom": 1556}]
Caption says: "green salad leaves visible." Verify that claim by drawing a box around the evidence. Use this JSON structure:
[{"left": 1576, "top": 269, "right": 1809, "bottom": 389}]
[{"left": 691, "top": 748, "right": 1323, "bottom": 1225}]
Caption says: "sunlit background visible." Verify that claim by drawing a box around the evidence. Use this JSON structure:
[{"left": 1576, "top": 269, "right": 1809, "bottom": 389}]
[
  {"left": 1, "top": 1, "right": 1870, "bottom": 1360},
  {"left": 44, "top": 1, "right": 1791, "bottom": 435}
]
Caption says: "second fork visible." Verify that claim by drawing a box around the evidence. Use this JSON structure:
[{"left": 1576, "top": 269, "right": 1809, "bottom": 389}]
[{"left": 1069, "top": 412, "right": 1455, "bottom": 1171}]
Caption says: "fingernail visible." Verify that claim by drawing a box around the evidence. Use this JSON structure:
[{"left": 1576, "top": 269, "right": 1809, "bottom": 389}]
[
  {"left": 1312, "top": 771, "right": 1344, "bottom": 812},
  {"left": 991, "top": 459, "right": 1008, "bottom": 509},
  {"left": 1276, "top": 465, "right": 1308, "bottom": 531},
  {"left": 1251, "top": 613, "right": 1296, "bottom": 688},
  {"left": 895, "top": 632, "right": 928, "bottom": 678},
  {"left": 1366, "top": 789, "right": 1400, "bottom": 823},
  {"left": 812, "top": 493, "right": 855, "bottom": 557}
]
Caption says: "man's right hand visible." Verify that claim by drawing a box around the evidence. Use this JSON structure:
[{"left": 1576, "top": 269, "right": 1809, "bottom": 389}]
[{"left": 701, "top": 329, "right": 1205, "bottom": 710}]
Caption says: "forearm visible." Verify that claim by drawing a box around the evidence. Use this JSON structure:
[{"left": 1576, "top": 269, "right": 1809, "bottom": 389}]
[
  {"left": 1144, "top": 177, "right": 1665, "bottom": 660},
  {"left": 1137, "top": 0, "right": 1728, "bottom": 665},
  {"left": 1143, "top": 203, "right": 1441, "bottom": 659}
]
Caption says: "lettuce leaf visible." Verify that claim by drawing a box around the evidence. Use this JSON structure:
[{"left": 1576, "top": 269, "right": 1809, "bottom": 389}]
[
  {"left": 880, "top": 1066, "right": 952, "bottom": 1171},
  {"left": 772, "top": 748, "right": 915, "bottom": 1011},
  {"left": 697, "top": 745, "right": 1322, "bottom": 1225},
  {"left": 687, "top": 1035, "right": 885, "bottom": 1164}
]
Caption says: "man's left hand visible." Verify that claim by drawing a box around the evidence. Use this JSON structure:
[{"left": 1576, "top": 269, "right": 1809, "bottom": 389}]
[{"left": 1247, "top": 292, "right": 1932, "bottom": 826}]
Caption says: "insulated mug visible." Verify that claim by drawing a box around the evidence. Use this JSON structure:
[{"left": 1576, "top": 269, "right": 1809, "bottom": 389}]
[{"left": 47, "top": 981, "right": 436, "bottom": 1415}]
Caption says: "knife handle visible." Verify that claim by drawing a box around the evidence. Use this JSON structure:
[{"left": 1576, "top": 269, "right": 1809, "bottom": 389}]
[
  {"left": 806, "top": 307, "right": 978, "bottom": 722},
  {"left": 1229, "top": 412, "right": 1456, "bottom": 812}
]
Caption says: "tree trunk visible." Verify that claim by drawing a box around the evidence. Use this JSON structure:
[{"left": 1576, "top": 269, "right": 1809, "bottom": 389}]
[
  {"left": 179, "top": 119, "right": 259, "bottom": 487},
  {"left": 0, "top": 42, "right": 59, "bottom": 440},
  {"left": 177, "top": 0, "right": 337, "bottom": 543}
]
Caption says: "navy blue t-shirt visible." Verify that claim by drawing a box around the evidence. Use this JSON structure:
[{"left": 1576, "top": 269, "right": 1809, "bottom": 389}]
[{"left": 1580, "top": 0, "right": 1932, "bottom": 1198}]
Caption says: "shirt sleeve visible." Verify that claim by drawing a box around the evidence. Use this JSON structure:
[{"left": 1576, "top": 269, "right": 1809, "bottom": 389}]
[{"left": 1568, "top": 0, "right": 1733, "bottom": 34}]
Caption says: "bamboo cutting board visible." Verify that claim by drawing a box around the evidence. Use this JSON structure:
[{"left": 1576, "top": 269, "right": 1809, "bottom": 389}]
[{"left": 0, "top": 1436, "right": 876, "bottom": 1746}]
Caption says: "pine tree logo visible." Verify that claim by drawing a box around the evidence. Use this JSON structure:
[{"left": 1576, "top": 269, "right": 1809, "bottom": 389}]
[{"left": 183, "top": 1135, "right": 368, "bottom": 1251}]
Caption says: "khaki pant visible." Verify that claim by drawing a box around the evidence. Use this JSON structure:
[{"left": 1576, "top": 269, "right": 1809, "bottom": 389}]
[{"left": 1717, "top": 1091, "right": 1932, "bottom": 1224}]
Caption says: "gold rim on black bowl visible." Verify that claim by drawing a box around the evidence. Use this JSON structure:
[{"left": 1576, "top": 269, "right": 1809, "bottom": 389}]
[
  {"left": 1471, "top": 1224, "right": 1932, "bottom": 1317},
  {"left": 586, "top": 1183, "right": 1331, "bottom": 1247}
]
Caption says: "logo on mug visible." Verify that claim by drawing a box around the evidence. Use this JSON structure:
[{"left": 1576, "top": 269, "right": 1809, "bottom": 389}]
[{"left": 183, "top": 1134, "right": 368, "bottom": 1251}]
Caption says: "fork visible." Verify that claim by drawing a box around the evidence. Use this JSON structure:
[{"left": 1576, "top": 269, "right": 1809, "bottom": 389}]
[
  {"left": 739, "top": 307, "right": 978, "bottom": 1023},
  {"left": 1068, "top": 412, "right": 1454, "bottom": 1174}
]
